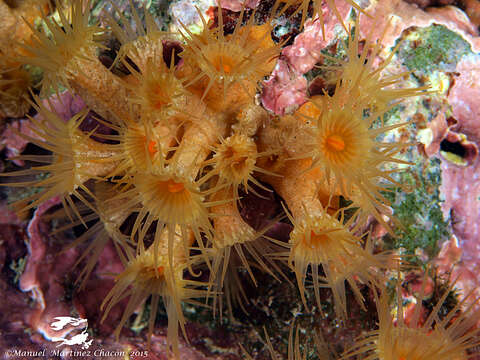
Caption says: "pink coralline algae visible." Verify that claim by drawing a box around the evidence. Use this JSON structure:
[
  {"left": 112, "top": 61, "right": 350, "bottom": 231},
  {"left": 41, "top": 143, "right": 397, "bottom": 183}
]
[
  {"left": 281, "top": 1, "right": 352, "bottom": 74},
  {"left": 1, "top": 120, "right": 37, "bottom": 166},
  {"left": 261, "top": 0, "right": 352, "bottom": 114},
  {"left": 421, "top": 112, "right": 450, "bottom": 158},
  {"left": 437, "top": 55, "right": 480, "bottom": 301},
  {"left": 261, "top": 59, "right": 308, "bottom": 115},
  {"left": 0, "top": 92, "right": 88, "bottom": 166},
  {"left": 19, "top": 196, "right": 77, "bottom": 340},
  {"left": 220, "top": 0, "right": 260, "bottom": 11},
  {"left": 361, "top": 0, "right": 480, "bottom": 52}
]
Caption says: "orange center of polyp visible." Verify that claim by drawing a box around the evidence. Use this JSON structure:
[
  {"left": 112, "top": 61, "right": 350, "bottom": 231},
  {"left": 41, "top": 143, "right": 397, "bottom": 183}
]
[
  {"left": 213, "top": 55, "right": 233, "bottom": 74},
  {"left": 147, "top": 140, "right": 157, "bottom": 156},
  {"left": 144, "top": 265, "right": 164, "bottom": 280},
  {"left": 224, "top": 146, "right": 235, "bottom": 158},
  {"left": 154, "top": 99, "right": 167, "bottom": 109},
  {"left": 326, "top": 134, "right": 345, "bottom": 151},
  {"left": 166, "top": 179, "right": 185, "bottom": 193},
  {"left": 232, "top": 156, "right": 247, "bottom": 171},
  {"left": 151, "top": 83, "right": 170, "bottom": 109},
  {"left": 152, "top": 265, "right": 164, "bottom": 276},
  {"left": 305, "top": 230, "right": 328, "bottom": 249}
]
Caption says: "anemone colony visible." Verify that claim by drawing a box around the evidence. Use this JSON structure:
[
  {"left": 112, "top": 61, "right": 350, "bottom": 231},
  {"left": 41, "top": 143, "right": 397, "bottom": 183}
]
[{"left": 1, "top": 0, "right": 479, "bottom": 358}]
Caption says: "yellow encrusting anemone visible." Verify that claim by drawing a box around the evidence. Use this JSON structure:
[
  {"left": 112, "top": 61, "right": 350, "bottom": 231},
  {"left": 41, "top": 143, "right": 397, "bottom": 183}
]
[
  {"left": 100, "top": 230, "right": 208, "bottom": 354},
  {"left": 301, "top": 78, "right": 415, "bottom": 233},
  {"left": 0, "top": 95, "right": 117, "bottom": 221},
  {"left": 18, "top": 0, "right": 103, "bottom": 95},
  {"left": 179, "top": 3, "right": 282, "bottom": 106},
  {"left": 284, "top": 204, "right": 396, "bottom": 318},
  {"left": 342, "top": 276, "right": 480, "bottom": 360}
]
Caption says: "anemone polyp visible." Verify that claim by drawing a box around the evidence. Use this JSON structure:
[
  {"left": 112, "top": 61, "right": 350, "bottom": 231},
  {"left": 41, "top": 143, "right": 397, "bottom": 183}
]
[
  {"left": 100, "top": 117, "right": 178, "bottom": 177},
  {"left": 179, "top": 4, "right": 281, "bottom": 101},
  {"left": 325, "top": 14, "right": 431, "bottom": 114},
  {"left": 133, "top": 169, "right": 209, "bottom": 227},
  {"left": 301, "top": 13, "right": 429, "bottom": 232},
  {"left": 204, "top": 133, "right": 256, "bottom": 191},
  {"left": 101, "top": 238, "right": 208, "bottom": 354},
  {"left": 301, "top": 83, "right": 413, "bottom": 233},
  {"left": 343, "top": 277, "right": 480, "bottom": 360},
  {"left": 110, "top": 163, "right": 217, "bottom": 270},
  {"left": 214, "top": 134, "right": 257, "bottom": 180},
  {"left": 121, "top": 122, "right": 170, "bottom": 170},
  {"left": 18, "top": 0, "right": 103, "bottom": 95},
  {"left": 314, "top": 107, "right": 373, "bottom": 172},
  {"left": 201, "top": 133, "right": 277, "bottom": 200},
  {"left": 285, "top": 206, "right": 394, "bottom": 318},
  {"left": 0, "top": 95, "right": 116, "bottom": 221},
  {"left": 123, "top": 55, "right": 187, "bottom": 119}
]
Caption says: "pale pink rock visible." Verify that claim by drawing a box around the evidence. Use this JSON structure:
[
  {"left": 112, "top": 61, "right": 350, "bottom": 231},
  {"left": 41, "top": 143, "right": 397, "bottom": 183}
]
[
  {"left": 435, "top": 55, "right": 480, "bottom": 308},
  {"left": 435, "top": 235, "right": 462, "bottom": 272},
  {"left": 448, "top": 56, "right": 480, "bottom": 142},
  {"left": 0, "top": 92, "right": 86, "bottom": 166},
  {"left": 282, "top": 1, "right": 352, "bottom": 74},
  {"left": 443, "top": 55, "right": 480, "bottom": 242},
  {"left": 422, "top": 112, "right": 449, "bottom": 157},
  {"left": 218, "top": 0, "right": 259, "bottom": 11},
  {"left": 261, "top": 59, "right": 308, "bottom": 114},
  {"left": 18, "top": 196, "right": 79, "bottom": 340},
  {"left": 1, "top": 119, "right": 36, "bottom": 166},
  {"left": 360, "top": 0, "right": 480, "bottom": 52},
  {"left": 261, "top": 0, "right": 354, "bottom": 114}
]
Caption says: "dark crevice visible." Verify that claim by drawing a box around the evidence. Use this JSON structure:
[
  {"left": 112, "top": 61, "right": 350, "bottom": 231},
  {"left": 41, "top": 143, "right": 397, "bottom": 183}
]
[
  {"left": 440, "top": 138, "right": 466, "bottom": 157},
  {"left": 98, "top": 37, "right": 139, "bottom": 76},
  {"left": 162, "top": 40, "right": 183, "bottom": 68}
]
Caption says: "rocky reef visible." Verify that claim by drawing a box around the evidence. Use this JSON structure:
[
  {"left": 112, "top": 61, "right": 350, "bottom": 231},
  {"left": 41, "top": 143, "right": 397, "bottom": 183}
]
[{"left": 1, "top": 0, "right": 480, "bottom": 359}]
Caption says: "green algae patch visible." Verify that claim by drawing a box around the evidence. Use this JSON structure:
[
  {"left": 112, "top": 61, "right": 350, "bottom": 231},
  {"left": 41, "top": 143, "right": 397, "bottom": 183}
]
[
  {"left": 384, "top": 157, "right": 451, "bottom": 265},
  {"left": 9, "top": 257, "right": 26, "bottom": 284},
  {"left": 398, "top": 24, "right": 471, "bottom": 73}
]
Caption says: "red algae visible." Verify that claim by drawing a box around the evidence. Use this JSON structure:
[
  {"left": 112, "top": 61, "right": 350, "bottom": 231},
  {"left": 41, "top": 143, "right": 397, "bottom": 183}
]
[
  {"left": 261, "top": 59, "right": 308, "bottom": 114},
  {"left": 261, "top": 0, "right": 353, "bottom": 114}
]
